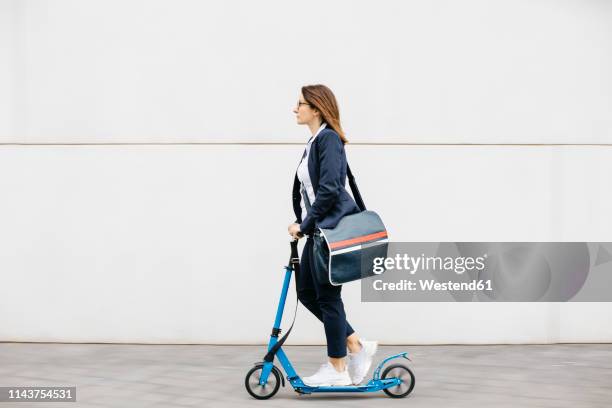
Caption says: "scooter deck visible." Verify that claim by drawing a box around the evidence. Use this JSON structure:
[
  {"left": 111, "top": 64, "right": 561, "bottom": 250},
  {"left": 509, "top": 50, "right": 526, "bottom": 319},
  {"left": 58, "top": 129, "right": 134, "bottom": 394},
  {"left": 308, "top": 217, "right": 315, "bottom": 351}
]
[{"left": 293, "top": 379, "right": 400, "bottom": 394}]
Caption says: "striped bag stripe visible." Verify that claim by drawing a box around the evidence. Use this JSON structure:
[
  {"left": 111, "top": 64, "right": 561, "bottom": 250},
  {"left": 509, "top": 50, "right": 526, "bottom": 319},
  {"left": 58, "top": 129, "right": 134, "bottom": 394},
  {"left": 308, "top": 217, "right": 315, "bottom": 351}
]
[
  {"left": 331, "top": 238, "right": 389, "bottom": 255},
  {"left": 328, "top": 230, "right": 388, "bottom": 251}
]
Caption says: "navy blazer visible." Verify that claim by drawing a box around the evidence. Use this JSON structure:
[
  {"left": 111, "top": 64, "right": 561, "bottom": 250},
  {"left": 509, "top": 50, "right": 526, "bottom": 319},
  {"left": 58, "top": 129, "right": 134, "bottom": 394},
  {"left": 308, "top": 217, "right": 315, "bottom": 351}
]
[{"left": 292, "top": 128, "right": 361, "bottom": 235}]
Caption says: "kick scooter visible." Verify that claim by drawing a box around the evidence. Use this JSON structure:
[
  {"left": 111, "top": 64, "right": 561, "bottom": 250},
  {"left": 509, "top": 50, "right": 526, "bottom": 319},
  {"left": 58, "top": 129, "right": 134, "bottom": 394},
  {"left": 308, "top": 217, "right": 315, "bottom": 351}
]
[{"left": 245, "top": 240, "right": 415, "bottom": 399}]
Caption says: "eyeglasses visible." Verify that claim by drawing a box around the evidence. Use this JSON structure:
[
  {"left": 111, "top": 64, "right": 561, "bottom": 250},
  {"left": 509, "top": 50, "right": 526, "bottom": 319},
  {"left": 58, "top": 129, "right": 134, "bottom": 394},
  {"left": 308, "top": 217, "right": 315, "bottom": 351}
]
[{"left": 296, "top": 101, "right": 310, "bottom": 109}]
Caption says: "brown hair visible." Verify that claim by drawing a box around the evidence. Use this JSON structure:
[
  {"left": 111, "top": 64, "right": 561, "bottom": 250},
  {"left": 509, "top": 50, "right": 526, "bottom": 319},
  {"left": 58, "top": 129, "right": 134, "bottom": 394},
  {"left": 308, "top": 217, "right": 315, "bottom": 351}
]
[{"left": 301, "top": 84, "right": 348, "bottom": 144}]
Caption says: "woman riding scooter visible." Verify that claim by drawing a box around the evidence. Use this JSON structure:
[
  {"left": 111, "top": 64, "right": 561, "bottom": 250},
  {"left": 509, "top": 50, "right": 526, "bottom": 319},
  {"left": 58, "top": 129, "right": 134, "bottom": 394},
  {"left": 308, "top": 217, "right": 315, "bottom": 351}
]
[{"left": 287, "top": 84, "right": 378, "bottom": 387}]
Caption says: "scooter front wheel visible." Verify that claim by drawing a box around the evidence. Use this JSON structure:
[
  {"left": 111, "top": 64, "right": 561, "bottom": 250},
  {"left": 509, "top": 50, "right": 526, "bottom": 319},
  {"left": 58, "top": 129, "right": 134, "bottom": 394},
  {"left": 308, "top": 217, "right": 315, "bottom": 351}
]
[
  {"left": 382, "top": 364, "right": 415, "bottom": 398},
  {"left": 245, "top": 364, "right": 281, "bottom": 400}
]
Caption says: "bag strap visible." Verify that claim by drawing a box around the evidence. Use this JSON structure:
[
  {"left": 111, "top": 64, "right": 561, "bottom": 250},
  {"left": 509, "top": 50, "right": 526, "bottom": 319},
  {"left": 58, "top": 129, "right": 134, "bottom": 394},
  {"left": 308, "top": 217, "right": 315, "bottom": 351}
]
[
  {"left": 301, "top": 184, "right": 312, "bottom": 213},
  {"left": 347, "top": 164, "right": 367, "bottom": 211},
  {"left": 263, "top": 240, "right": 300, "bottom": 363},
  {"left": 300, "top": 164, "right": 366, "bottom": 213}
]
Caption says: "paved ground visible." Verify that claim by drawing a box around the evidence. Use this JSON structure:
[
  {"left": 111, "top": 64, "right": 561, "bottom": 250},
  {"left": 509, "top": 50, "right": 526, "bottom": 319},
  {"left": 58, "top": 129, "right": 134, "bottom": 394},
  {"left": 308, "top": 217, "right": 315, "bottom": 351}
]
[{"left": 1, "top": 343, "right": 611, "bottom": 407}]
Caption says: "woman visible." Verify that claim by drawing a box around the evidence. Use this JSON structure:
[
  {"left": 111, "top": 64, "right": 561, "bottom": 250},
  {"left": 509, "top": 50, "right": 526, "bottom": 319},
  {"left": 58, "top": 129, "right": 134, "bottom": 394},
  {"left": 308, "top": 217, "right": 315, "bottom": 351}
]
[{"left": 287, "top": 84, "right": 377, "bottom": 386}]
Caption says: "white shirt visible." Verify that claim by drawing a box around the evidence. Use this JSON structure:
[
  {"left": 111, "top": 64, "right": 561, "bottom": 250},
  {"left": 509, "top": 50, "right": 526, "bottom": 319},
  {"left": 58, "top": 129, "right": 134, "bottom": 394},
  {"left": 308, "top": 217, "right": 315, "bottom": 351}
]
[{"left": 297, "top": 122, "right": 327, "bottom": 219}]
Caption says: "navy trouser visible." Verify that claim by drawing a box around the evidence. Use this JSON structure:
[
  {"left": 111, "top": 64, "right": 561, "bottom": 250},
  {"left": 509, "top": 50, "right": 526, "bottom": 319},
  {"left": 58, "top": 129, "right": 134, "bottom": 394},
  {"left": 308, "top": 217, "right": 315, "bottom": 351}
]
[{"left": 296, "top": 236, "right": 355, "bottom": 358}]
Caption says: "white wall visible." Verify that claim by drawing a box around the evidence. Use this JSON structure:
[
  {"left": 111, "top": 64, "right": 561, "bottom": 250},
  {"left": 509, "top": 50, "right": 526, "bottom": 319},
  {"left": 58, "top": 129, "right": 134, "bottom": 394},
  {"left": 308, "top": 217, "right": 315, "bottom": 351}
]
[
  {"left": 0, "top": 0, "right": 611, "bottom": 344},
  {"left": 1, "top": 145, "right": 611, "bottom": 344},
  {"left": 0, "top": 1, "right": 18, "bottom": 140},
  {"left": 1, "top": 0, "right": 611, "bottom": 144}
]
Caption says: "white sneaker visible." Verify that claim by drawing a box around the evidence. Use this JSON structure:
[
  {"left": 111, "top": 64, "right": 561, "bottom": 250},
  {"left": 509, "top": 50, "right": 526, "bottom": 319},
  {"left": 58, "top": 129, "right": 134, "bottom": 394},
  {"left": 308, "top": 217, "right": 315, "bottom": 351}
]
[
  {"left": 348, "top": 339, "right": 378, "bottom": 385},
  {"left": 302, "top": 362, "right": 352, "bottom": 386}
]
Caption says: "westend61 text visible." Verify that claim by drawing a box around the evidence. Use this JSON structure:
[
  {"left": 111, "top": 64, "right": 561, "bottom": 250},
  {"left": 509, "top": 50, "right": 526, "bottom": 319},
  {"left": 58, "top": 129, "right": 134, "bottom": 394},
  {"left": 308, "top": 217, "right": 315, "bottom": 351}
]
[{"left": 373, "top": 279, "right": 493, "bottom": 291}]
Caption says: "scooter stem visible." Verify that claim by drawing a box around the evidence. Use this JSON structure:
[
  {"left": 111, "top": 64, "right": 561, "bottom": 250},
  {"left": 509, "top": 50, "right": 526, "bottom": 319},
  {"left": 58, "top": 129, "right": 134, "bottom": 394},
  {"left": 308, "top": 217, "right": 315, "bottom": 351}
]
[{"left": 271, "top": 240, "right": 300, "bottom": 331}]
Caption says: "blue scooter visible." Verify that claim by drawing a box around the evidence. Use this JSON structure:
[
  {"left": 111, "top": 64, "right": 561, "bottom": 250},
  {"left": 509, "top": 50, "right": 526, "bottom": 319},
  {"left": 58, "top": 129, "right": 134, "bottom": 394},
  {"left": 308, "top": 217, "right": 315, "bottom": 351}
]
[{"left": 245, "top": 240, "right": 415, "bottom": 399}]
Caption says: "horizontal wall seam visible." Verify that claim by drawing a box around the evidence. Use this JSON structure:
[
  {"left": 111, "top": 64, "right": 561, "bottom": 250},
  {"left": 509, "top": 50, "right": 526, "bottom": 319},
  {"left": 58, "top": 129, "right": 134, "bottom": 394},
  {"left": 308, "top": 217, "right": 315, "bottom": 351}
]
[
  {"left": 1, "top": 341, "right": 608, "bottom": 346},
  {"left": 1, "top": 143, "right": 612, "bottom": 147}
]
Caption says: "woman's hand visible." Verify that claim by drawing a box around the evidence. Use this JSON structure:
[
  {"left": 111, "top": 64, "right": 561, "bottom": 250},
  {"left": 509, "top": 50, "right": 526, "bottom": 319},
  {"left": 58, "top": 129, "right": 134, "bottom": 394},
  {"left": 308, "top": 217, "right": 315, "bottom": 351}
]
[{"left": 288, "top": 223, "right": 303, "bottom": 240}]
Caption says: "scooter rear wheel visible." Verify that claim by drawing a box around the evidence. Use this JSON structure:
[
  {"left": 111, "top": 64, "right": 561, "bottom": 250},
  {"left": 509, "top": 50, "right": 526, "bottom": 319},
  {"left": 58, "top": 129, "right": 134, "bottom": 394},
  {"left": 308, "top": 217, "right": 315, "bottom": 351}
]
[
  {"left": 382, "top": 364, "right": 415, "bottom": 398},
  {"left": 245, "top": 364, "right": 281, "bottom": 400}
]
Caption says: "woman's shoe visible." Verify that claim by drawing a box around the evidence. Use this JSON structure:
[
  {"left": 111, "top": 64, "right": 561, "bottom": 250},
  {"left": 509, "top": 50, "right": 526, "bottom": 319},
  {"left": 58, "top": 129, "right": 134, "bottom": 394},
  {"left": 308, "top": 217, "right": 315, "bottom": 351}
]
[
  {"left": 348, "top": 339, "right": 378, "bottom": 385},
  {"left": 302, "top": 362, "right": 352, "bottom": 386}
]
